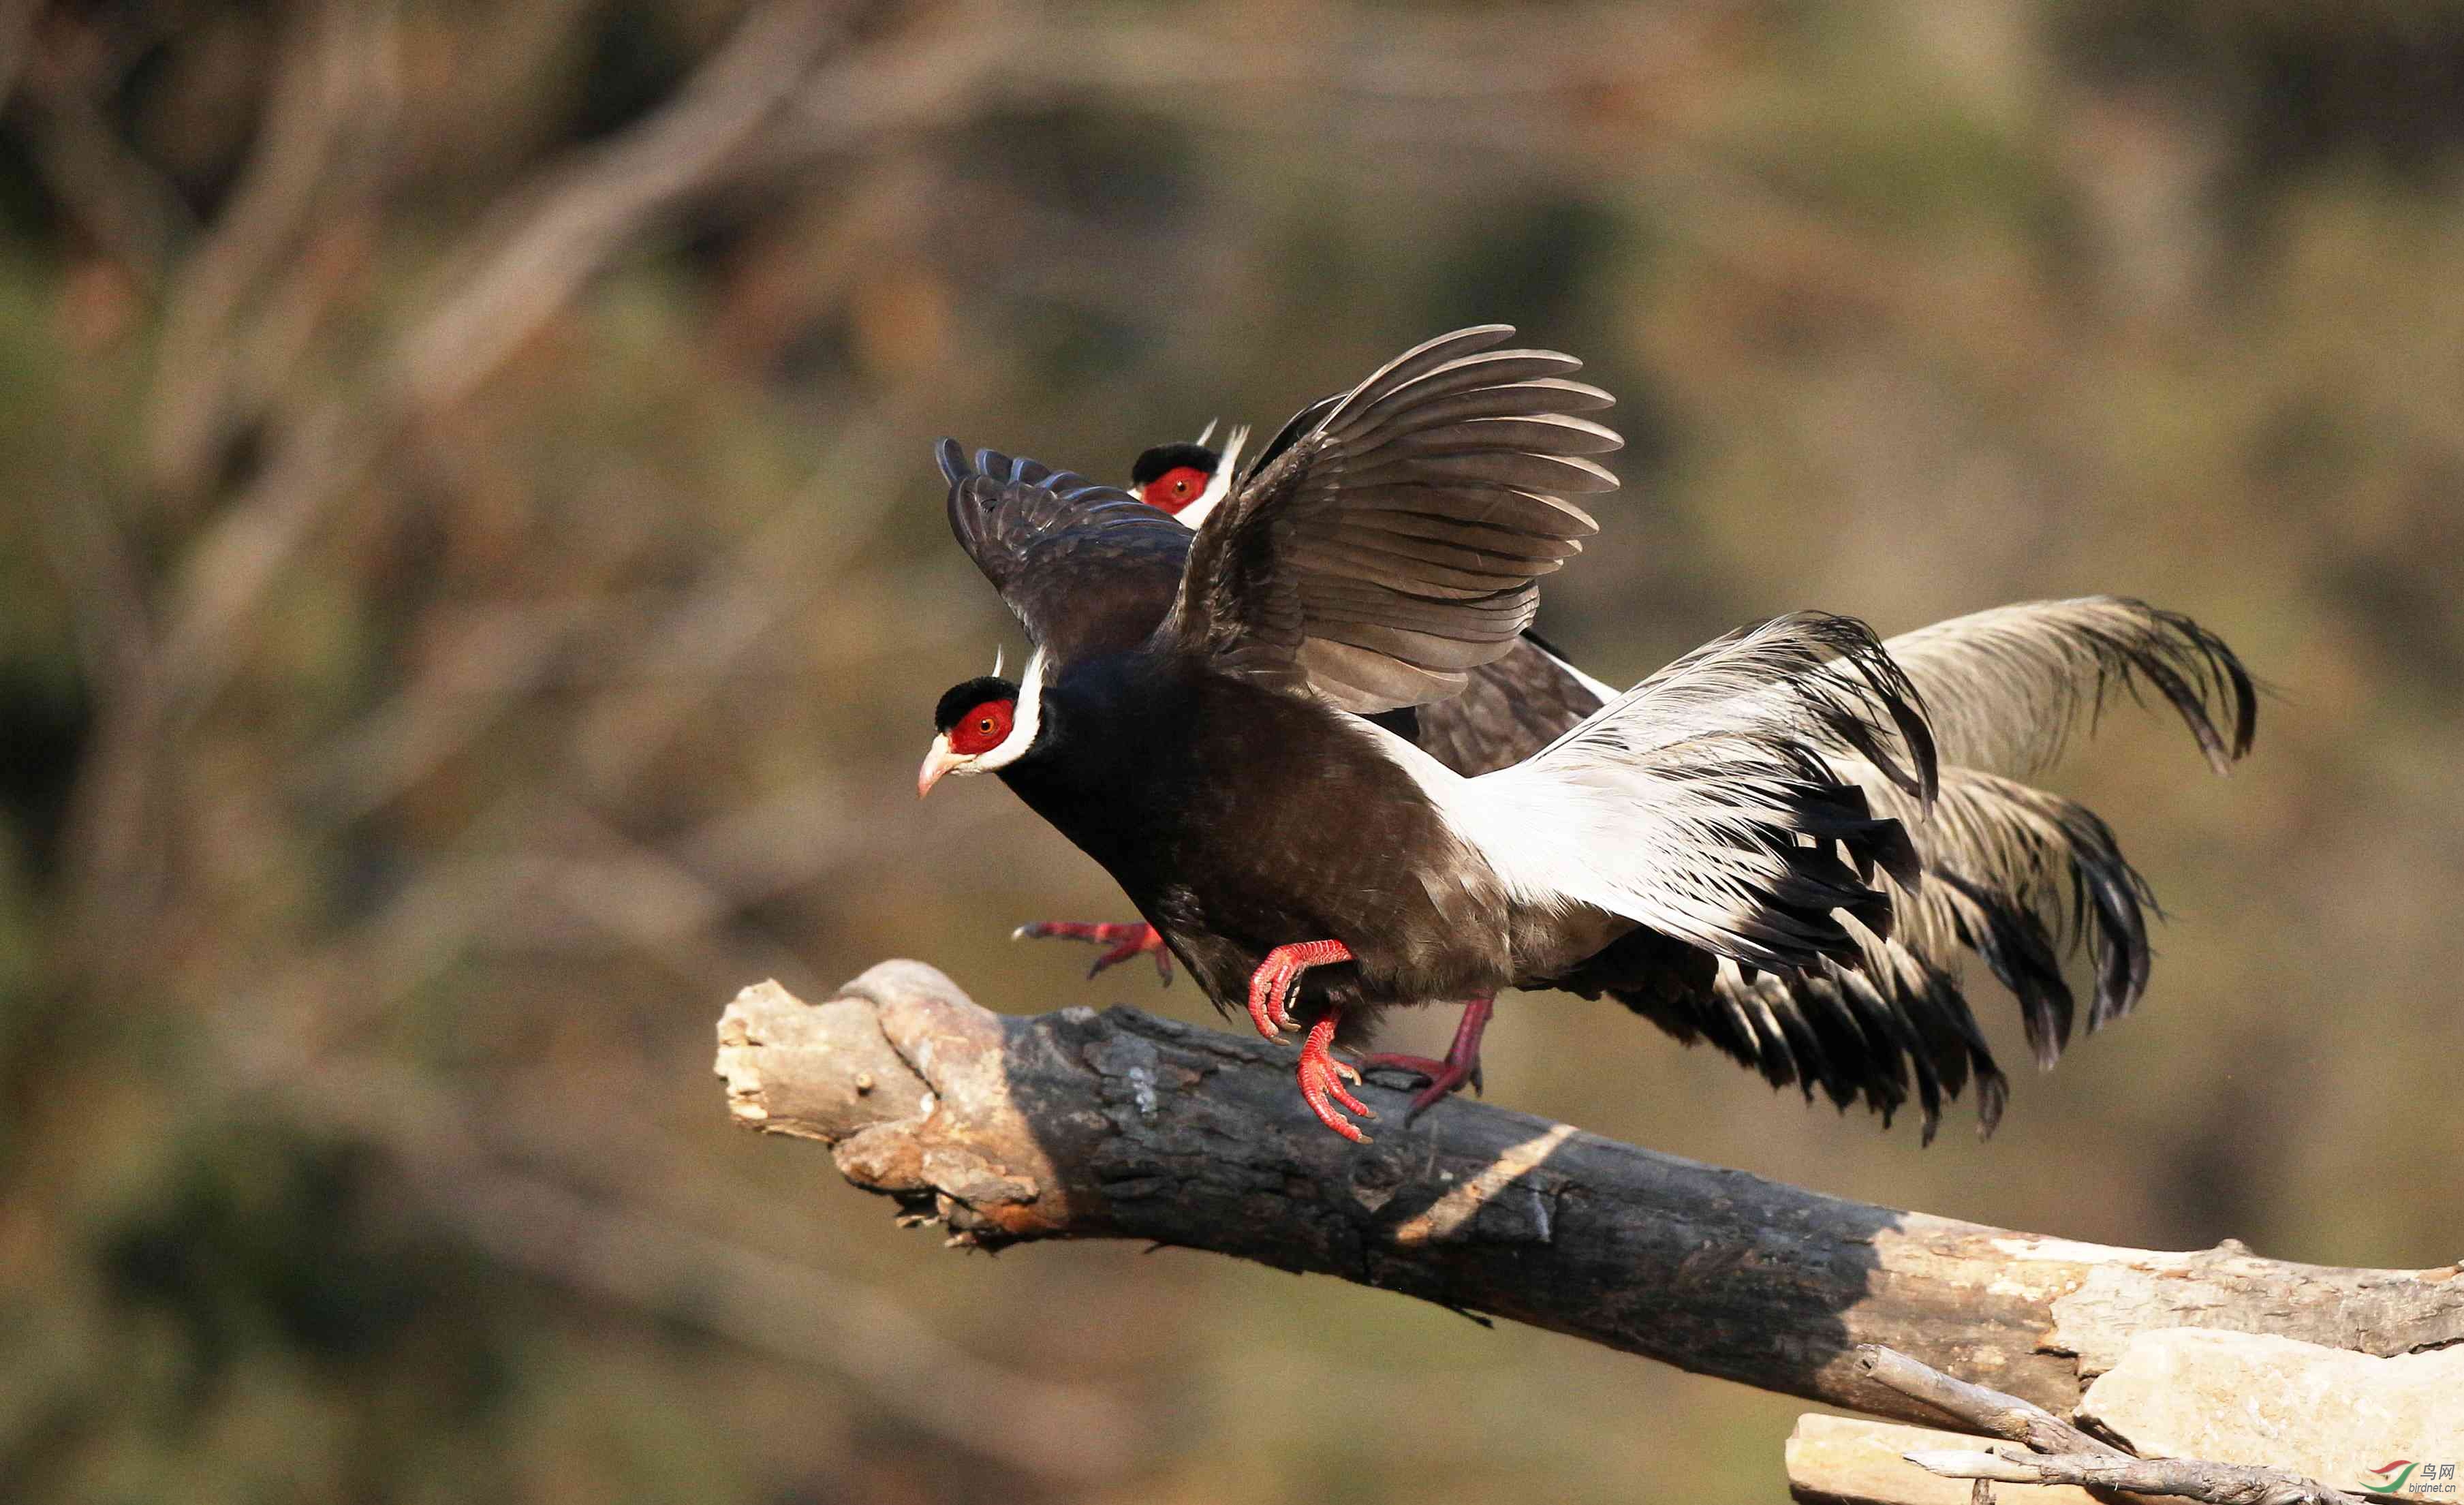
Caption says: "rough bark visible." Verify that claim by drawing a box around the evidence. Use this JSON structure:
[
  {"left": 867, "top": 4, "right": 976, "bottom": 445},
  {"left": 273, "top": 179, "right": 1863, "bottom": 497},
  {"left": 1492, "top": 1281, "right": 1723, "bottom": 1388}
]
[{"left": 715, "top": 962, "right": 2464, "bottom": 1427}]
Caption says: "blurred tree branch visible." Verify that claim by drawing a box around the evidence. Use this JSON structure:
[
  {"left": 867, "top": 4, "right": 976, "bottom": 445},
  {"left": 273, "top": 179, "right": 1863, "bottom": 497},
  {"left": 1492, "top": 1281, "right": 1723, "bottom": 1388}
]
[
  {"left": 143, "top": 0, "right": 401, "bottom": 504},
  {"left": 44, "top": 0, "right": 1773, "bottom": 957},
  {"left": 390, "top": 0, "right": 849, "bottom": 412},
  {"left": 12, "top": 25, "right": 193, "bottom": 291},
  {"left": 153, "top": 0, "right": 854, "bottom": 711},
  {"left": 54, "top": 0, "right": 855, "bottom": 957},
  {"left": 717, "top": 964, "right": 2464, "bottom": 1427},
  {"left": 0, "top": 0, "right": 37, "bottom": 112},
  {"left": 228, "top": 1042, "right": 1136, "bottom": 1487}
]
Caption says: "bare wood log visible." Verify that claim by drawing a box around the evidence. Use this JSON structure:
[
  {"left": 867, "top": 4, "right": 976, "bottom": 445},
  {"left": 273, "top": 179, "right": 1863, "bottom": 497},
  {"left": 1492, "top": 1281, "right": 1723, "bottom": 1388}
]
[{"left": 715, "top": 963, "right": 2464, "bottom": 1426}]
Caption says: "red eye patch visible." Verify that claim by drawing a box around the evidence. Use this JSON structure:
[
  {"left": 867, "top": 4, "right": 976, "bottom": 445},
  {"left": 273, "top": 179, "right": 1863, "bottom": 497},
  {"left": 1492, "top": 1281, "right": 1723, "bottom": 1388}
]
[
  {"left": 1140, "top": 465, "right": 1211, "bottom": 514},
  {"left": 948, "top": 698, "right": 1015, "bottom": 756}
]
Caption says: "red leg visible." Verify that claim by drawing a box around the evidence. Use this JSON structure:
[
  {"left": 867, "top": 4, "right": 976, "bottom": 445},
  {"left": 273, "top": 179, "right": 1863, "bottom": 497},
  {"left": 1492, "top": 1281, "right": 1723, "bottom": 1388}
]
[
  {"left": 1243, "top": 939, "right": 1354, "bottom": 1040},
  {"left": 1356, "top": 995, "right": 1493, "bottom": 1123},
  {"left": 1297, "top": 1016, "right": 1374, "bottom": 1143},
  {"left": 1012, "top": 920, "right": 1172, "bottom": 984}
]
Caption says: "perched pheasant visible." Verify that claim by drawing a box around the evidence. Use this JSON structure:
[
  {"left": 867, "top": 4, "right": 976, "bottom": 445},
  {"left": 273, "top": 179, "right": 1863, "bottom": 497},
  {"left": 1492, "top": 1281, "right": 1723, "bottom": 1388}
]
[{"left": 926, "top": 327, "right": 2255, "bottom": 1141}]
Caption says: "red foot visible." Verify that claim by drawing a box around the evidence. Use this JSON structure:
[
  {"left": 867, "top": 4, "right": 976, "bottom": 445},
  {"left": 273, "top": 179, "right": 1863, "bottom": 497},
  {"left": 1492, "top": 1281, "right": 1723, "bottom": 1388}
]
[
  {"left": 1298, "top": 1016, "right": 1375, "bottom": 1143},
  {"left": 1243, "top": 939, "right": 1354, "bottom": 1040},
  {"left": 1013, "top": 920, "right": 1172, "bottom": 984},
  {"left": 1356, "top": 996, "right": 1493, "bottom": 1123}
]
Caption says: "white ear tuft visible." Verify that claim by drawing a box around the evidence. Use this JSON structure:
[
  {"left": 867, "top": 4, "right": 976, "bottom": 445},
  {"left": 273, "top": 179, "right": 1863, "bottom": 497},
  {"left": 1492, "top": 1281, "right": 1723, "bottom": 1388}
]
[
  {"left": 1218, "top": 424, "right": 1249, "bottom": 479},
  {"left": 1176, "top": 424, "right": 1250, "bottom": 531}
]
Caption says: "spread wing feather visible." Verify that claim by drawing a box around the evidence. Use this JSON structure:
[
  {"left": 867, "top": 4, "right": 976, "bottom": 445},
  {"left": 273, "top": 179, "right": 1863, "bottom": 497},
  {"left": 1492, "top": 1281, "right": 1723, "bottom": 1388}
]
[
  {"left": 1454, "top": 597, "right": 2252, "bottom": 1139},
  {"left": 939, "top": 439, "right": 1192, "bottom": 663},
  {"left": 1159, "top": 325, "right": 1621, "bottom": 712},
  {"left": 1330, "top": 512, "right": 1587, "bottom": 562},
  {"left": 1287, "top": 538, "right": 1535, "bottom": 598}
]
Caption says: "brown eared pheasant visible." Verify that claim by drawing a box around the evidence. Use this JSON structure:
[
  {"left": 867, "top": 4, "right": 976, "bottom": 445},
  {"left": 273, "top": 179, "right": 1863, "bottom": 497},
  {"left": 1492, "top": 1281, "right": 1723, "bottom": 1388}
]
[{"left": 921, "top": 326, "right": 2255, "bottom": 1143}]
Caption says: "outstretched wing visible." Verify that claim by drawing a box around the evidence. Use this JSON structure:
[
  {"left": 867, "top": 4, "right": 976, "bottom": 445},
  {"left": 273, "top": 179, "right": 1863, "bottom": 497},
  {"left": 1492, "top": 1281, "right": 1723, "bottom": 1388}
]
[
  {"left": 939, "top": 440, "right": 1192, "bottom": 663},
  {"left": 1157, "top": 325, "right": 1621, "bottom": 713},
  {"left": 1546, "top": 597, "right": 2256, "bottom": 1141}
]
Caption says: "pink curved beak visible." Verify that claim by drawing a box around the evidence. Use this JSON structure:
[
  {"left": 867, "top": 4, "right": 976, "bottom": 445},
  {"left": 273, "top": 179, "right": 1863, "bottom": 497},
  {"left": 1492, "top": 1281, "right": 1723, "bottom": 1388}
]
[{"left": 917, "top": 734, "right": 966, "bottom": 798}]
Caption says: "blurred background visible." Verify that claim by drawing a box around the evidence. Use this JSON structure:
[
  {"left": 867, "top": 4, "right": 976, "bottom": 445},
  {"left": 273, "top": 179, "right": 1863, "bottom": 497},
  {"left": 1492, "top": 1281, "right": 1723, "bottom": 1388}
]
[{"left": 2, "top": 0, "right": 2459, "bottom": 1500}]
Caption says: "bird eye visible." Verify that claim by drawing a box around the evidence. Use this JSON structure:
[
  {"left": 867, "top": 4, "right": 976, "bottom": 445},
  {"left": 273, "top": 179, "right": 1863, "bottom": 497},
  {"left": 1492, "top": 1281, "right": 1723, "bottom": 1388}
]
[
  {"left": 1174, "top": 478, "right": 1191, "bottom": 495},
  {"left": 978, "top": 717, "right": 994, "bottom": 733}
]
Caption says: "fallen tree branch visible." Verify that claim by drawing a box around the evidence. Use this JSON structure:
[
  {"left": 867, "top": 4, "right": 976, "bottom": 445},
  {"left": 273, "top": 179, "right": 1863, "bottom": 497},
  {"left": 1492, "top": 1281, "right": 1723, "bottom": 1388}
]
[{"left": 714, "top": 963, "right": 2464, "bottom": 1426}]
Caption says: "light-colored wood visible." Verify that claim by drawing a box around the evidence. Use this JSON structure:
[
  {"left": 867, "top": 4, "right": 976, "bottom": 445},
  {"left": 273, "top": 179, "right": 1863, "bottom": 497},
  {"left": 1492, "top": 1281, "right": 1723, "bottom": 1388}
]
[
  {"left": 2084, "top": 1329, "right": 2463, "bottom": 1503},
  {"left": 1785, "top": 1414, "right": 2100, "bottom": 1505}
]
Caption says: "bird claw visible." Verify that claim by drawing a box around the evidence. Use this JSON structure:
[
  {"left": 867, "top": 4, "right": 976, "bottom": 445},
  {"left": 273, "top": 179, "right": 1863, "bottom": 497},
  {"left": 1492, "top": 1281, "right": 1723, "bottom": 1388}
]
[
  {"left": 1013, "top": 921, "right": 1172, "bottom": 985},
  {"left": 1353, "top": 996, "right": 1493, "bottom": 1124},
  {"left": 1245, "top": 955, "right": 1300, "bottom": 1038},
  {"left": 1241, "top": 938, "right": 1354, "bottom": 1041},
  {"left": 1236, "top": 940, "right": 1366, "bottom": 1138},
  {"left": 1298, "top": 1017, "right": 1373, "bottom": 1143}
]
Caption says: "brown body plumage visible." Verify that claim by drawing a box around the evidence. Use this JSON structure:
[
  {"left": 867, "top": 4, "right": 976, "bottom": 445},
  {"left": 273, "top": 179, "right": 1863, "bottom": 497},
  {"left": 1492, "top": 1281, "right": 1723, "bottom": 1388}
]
[{"left": 927, "top": 326, "right": 2258, "bottom": 1140}]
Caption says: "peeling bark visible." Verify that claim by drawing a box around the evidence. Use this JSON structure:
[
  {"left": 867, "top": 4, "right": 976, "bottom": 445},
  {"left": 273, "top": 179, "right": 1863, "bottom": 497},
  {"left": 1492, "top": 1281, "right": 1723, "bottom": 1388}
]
[{"left": 715, "top": 963, "right": 2464, "bottom": 1425}]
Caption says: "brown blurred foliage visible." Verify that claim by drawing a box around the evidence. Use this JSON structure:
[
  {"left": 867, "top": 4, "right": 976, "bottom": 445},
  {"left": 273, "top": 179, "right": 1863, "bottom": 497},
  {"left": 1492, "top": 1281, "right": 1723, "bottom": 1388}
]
[{"left": 1, "top": 1, "right": 2459, "bottom": 1501}]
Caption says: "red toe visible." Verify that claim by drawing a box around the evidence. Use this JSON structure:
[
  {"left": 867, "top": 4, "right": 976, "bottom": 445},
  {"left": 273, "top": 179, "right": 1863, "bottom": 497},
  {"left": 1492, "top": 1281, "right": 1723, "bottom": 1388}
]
[
  {"left": 1246, "top": 959, "right": 1292, "bottom": 1040},
  {"left": 1298, "top": 1017, "right": 1374, "bottom": 1142},
  {"left": 1243, "top": 940, "right": 1353, "bottom": 1040},
  {"left": 1017, "top": 921, "right": 1173, "bottom": 986},
  {"left": 1355, "top": 997, "right": 1493, "bottom": 1123}
]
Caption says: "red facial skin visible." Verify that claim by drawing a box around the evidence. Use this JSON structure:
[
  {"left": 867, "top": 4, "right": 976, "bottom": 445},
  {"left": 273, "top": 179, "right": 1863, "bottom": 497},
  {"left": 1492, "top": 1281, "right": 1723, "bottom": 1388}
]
[
  {"left": 948, "top": 699, "right": 1014, "bottom": 756},
  {"left": 1139, "top": 465, "right": 1211, "bottom": 514}
]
